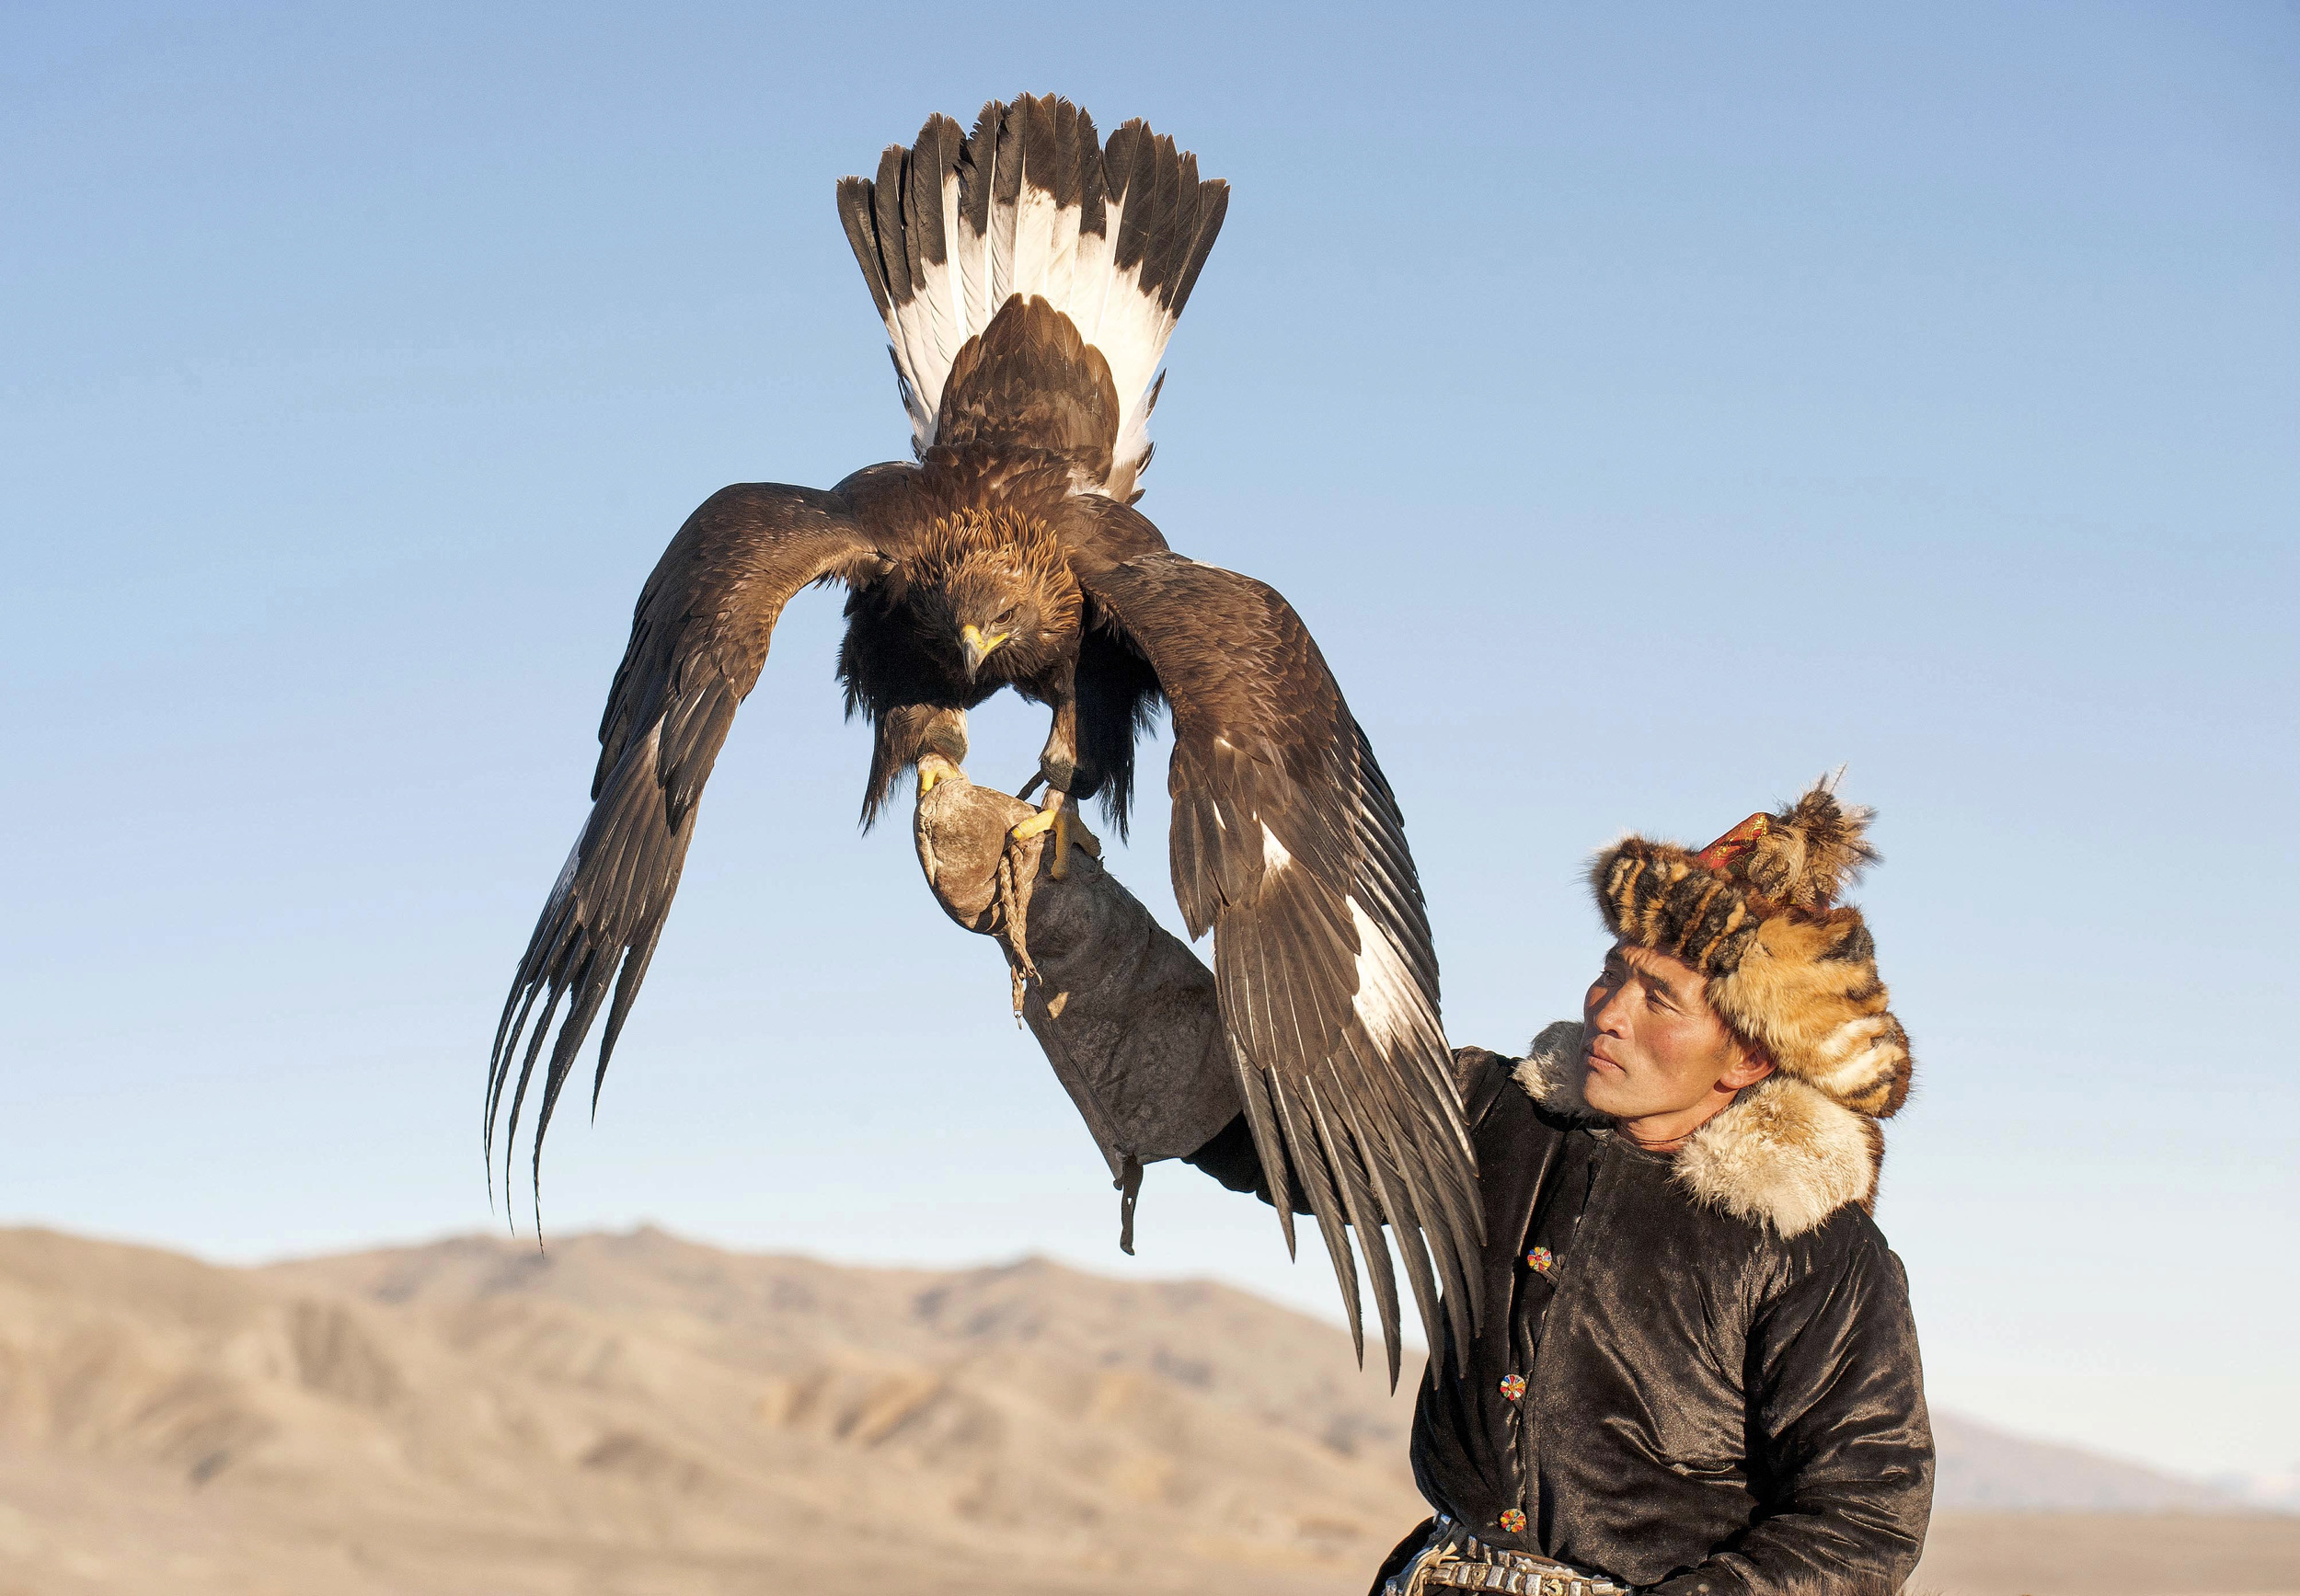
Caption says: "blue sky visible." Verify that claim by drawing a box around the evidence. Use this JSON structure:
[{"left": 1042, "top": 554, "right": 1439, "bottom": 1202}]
[{"left": 4, "top": 3, "right": 2295, "bottom": 1481}]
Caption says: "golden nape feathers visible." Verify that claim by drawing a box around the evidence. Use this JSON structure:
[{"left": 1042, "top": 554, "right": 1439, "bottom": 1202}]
[{"left": 901, "top": 506, "right": 1085, "bottom": 645}]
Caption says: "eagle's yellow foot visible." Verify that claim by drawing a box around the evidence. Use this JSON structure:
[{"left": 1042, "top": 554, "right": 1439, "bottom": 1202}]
[
  {"left": 1009, "top": 792, "right": 1101, "bottom": 880},
  {"left": 1008, "top": 794, "right": 1061, "bottom": 844},
  {"left": 916, "top": 754, "right": 966, "bottom": 797},
  {"left": 1057, "top": 805, "right": 1102, "bottom": 875}
]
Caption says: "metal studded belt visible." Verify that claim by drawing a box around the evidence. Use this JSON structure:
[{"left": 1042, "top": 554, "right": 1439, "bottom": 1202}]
[{"left": 1385, "top": 1516, "right": 1627, "bottom": 1596}]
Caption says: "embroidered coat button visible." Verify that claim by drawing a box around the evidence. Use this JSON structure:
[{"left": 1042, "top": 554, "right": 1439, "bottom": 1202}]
[
  {"left": 1525, "top": 1246, "right": 1557, "bottom": 1275},
  {"left": 1499, "top": 1372, "right": 1526, "bottom": 1401},
  {"left": 1499, "top": 1507, "right": 1527, "bottom": 1535}
]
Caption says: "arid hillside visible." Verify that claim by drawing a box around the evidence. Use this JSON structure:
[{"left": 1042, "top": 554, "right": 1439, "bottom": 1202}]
[{"left": 0, "top": 1226, "right": 2291, "bottom": 1596}]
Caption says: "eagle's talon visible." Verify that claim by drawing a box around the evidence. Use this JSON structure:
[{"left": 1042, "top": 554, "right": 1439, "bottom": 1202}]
[
  {"left": 917, "top": 755, "right": 967, "bottom": 797},
  {"left": 1058, "top": 806, "right": 1101, "bottom": 871},
  {"left": 1008, "top": 792, "right": 1098, "bottom": 881},
  {"left": 1008, "top": 802, "right": 1059, "bottom": 844}
]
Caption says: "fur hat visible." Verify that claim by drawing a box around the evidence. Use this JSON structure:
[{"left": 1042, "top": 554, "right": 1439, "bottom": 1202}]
[{"left": 1589, "top": 775, "right": 1913, "bottom": 1119}]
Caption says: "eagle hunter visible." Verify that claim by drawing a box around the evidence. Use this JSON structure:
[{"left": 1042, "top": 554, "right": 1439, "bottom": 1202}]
[{"left": 489, "top": 95, "right": 1480, "bottom": 1373}]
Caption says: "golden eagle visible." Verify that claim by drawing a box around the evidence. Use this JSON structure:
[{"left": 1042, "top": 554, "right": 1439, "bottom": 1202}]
[{"left": 489, "top": 96, "right": 1480, "bottom": 1372}]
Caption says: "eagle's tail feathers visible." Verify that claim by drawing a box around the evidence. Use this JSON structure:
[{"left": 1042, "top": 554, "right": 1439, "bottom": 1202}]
[{"left": 839, "top": 95, "right": 1228, "bottom": 486}]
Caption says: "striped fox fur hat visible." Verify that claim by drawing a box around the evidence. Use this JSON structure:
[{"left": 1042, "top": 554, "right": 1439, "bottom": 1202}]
[{"left": 1590, "top": 776, "right": 1913, "bottom": 1119}]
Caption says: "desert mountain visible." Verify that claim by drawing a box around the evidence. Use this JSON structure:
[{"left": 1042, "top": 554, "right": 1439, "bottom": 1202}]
[
  {"left": 1931, "top": 1409, "right": 2243, "bottom": 1514},
  {"left": 0, "top": 1224, "right": 1423, "bottom": 1596},
  {"left": 0, "top": 1225, "right": 2284, "bottom": 1596}
]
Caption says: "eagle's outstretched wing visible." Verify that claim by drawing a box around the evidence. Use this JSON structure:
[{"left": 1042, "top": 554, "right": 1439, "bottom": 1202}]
[
  {"left": 488, "top": 483, "right": 889, "bottom": 1217},
  {"left": 1079, "top": 551, "right": 1481, "bottom": 1382}
]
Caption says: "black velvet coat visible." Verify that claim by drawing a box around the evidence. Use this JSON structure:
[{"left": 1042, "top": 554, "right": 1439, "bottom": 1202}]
[{"left": 1190, "top": 1043, "right": 1934, "bottom": 1595}]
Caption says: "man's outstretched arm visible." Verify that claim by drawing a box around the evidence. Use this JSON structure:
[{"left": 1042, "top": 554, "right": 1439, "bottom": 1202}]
[
  {"left": 913, "top": 768, "right": 1501, "bottom": 1221},
  {"left": 911, "top": 769, "right": 1297, "bottom": 1220}
]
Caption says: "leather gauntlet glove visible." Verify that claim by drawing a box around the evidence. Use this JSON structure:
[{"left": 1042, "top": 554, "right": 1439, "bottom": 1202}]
[{"left": 911, "top": 769, "right": 1241, "bottom": 1249}]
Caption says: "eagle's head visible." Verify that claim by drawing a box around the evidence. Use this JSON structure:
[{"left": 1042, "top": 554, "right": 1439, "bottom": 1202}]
[{"left": 906, "top": 508, "right": 1083, "bottom": 683}]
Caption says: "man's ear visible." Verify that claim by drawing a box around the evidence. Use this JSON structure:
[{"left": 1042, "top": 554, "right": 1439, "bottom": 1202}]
[{"left": 1718, "top": 1040, "right": 1777, "bottom": 1093}]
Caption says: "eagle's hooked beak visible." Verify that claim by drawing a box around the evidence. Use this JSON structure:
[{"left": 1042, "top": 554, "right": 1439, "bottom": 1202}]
[{"left": 960, "top": 624, "right": 1007, "bottom": 680}]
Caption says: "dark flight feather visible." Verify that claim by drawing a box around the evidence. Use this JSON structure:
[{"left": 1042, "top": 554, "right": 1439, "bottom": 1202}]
[
  {"left": 1074, "top": 107, "right": 1107, "bottom": 246},
  {"left": 487, "top": 485, "right": 885, "bottom": 1222},
  {"left": 914, "top": 114, "right": 961, "bottom": 270},
  {"left": 1171, "top": 179, "right": 1229, "bottom": 316},
  {"left": 1145, "top": 147, "right": 1196, "bottom": 310},
  {"left": 834, "top": 178, "right": 891, "bottom": 320},
  {"left": 871, "top": 146, "right": 911, "bottom": 306},
  {"left": 957, "top": 104, "right": 996, "bottom": 333},
  {"left": 1141, "top": 132, "right": 1182, "bottom": 294},
  {"left": 1051, "top": 97, "right": 1083, "bottom": 212},
  {"left": 1106, "top": 120, "right": 1157, "bottom": 272},
  {"left": 897, "top": 140, "right": 935, "bottom": 362},
  {"left": 1079, "top": 550, "right": 1483, "bottom": 1378},
  {"left": 988, "top": 102, "right": 1023, "bottom": 307}
]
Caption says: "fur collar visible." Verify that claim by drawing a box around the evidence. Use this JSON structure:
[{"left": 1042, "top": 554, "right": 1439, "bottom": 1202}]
[{"left": 1511, "top": 1022, "right": 1877, "bottom": 1237}]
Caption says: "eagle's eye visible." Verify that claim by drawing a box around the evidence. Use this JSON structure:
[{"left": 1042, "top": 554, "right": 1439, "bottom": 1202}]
[{"left": 995, "top": 606, "right": 1018, "bottom": 627}]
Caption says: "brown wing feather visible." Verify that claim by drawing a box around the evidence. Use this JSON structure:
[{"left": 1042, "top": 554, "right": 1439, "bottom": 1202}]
[
  {"left": 488, "top": 483, "right": 888, "bottom": 1220},
  {"left": 1079, "top": 551, "right": 1481, "bottom": 1384}
]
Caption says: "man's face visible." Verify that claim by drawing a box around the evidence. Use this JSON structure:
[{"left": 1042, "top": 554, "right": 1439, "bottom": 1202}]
[{"left": 1580, "top": 941, "right": 1768, "bottom": 1120}]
